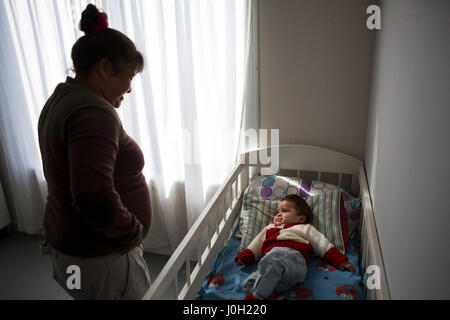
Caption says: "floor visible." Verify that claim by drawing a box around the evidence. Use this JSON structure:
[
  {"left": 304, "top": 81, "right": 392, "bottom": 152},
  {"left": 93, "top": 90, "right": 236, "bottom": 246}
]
[{"left": 0, "top": 229, "right": 175, "bottom": 300}]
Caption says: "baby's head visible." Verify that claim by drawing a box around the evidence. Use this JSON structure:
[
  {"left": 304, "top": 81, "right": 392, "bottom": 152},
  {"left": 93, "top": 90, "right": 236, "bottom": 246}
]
[{"left": 273, "top": 194, "right": 312, "bottom": 226}]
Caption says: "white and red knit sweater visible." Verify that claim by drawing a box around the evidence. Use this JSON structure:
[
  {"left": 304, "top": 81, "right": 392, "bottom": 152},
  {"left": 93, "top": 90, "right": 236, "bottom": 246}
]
[{"left": 235, "top": 223, "right": 348, "bottom": 268}]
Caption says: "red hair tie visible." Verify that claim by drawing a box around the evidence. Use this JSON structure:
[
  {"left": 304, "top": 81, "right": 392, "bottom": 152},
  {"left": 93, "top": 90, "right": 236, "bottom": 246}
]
[{"left": 86, "top": 12, "right": 108, "bottom": 35}]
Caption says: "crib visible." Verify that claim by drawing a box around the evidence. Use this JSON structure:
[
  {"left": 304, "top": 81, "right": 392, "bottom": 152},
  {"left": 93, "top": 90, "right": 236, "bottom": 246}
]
[{"left": 142, "top": 144, "right": 390, "bottom": 300}]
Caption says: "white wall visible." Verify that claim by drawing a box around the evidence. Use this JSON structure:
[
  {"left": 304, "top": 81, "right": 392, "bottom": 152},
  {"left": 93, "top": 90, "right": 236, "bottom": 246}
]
[
  {"left": 365, "top": 0, "right": 450, "bottom": 299},
  {"left": 259, "top": 0, "right": 375, "bottom": 159}
]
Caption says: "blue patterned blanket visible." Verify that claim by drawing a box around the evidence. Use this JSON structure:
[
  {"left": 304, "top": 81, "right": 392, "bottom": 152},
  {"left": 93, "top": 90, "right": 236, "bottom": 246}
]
[{"left": 197, "top": 227, "right": 365, "bottom": 300}]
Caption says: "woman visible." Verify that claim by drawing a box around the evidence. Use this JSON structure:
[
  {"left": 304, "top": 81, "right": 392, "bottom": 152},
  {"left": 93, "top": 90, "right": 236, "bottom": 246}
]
[{"left": 38, "top": 4, "right": 152, "bottom": 299}]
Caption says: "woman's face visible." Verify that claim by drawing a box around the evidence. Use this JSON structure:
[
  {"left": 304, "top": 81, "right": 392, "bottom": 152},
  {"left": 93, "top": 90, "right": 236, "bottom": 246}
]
[{"left": 103, "top": 61, "right": 137, "bottom": 108}]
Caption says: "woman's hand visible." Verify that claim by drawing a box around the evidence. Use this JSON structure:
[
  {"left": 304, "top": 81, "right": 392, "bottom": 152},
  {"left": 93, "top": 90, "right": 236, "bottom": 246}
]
[{"left": 338, "top": 261, "right": 355, "bottom": 273}]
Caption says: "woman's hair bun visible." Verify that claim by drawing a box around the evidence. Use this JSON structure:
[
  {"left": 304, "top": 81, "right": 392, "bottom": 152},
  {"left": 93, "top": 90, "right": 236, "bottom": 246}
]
[
  {"left": 79, "top": 4, "right": 106, "bottom": 34},
  {"left": 72, "top": 3, "right": 143, "bottom": 76}
]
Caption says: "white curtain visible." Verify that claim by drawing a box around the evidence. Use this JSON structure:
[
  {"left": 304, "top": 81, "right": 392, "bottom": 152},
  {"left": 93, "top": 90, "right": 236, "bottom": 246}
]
[{"left": 0, "top": 0, "right": 255, "bottom": 255}]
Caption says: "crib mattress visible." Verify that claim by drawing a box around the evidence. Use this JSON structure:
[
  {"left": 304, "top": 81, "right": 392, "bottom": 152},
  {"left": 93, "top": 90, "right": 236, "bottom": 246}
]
[{"left": 196, "top": 226, "right": 365, "bottom": 300}]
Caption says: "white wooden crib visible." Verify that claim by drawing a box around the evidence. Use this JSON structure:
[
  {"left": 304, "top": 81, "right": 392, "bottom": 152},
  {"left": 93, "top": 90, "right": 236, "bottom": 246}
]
[{"left": 143, "top": 144, "right": 390, "bottom": 300}]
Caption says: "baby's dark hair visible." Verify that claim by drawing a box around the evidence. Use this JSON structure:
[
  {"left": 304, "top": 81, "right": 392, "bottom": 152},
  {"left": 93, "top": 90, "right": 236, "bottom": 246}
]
[{"left": 281, "top": 194, "right": 312, "bottom": 223}]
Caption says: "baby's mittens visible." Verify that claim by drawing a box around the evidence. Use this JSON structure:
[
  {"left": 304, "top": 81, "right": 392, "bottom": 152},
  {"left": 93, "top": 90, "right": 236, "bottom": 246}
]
[{"left": 235, "top": 249, "right": 256, "bottom": 265}]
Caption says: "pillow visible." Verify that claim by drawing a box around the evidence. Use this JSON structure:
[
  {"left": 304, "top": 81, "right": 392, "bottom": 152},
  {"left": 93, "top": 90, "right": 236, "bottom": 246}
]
[
  {"left": 342, "top": 192, "right": 362, "bottom": 239},
  {"left": 246, "top": 175, "right": 311, "bottom": 199},
  {"left": 245, "top": 175, "right": 362, "bottom": 239},
  {"left": 238, "top": 195, "right": 279, "bottom": 254},
  {"left": 237, "top": 189, "right": 348, "bottom": 254},
  {"left": 306, "top": 189, "right": 348, "bottom": 254}
]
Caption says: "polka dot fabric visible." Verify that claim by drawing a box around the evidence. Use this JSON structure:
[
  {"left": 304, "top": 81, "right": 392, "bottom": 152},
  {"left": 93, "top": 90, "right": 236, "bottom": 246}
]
[{"left": 246, "top": 175, "right": 312, "bottom": 200}]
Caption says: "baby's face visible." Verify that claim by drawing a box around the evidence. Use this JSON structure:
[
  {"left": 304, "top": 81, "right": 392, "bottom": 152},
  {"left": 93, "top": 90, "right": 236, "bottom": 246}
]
[{"left": 273, "top": 200, "right": 305, "bottom": 226}]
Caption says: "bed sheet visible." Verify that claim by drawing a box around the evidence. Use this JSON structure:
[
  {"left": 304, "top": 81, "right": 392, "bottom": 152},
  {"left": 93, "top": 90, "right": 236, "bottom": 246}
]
[{"left": 196, "top": 226, "right": 366, "bottom": 300}]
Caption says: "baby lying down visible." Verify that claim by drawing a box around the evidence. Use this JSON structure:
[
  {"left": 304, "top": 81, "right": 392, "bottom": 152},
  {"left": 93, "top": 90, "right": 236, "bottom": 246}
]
[{"left": 235, "top": 194, "right": 354, "bottom": 300}]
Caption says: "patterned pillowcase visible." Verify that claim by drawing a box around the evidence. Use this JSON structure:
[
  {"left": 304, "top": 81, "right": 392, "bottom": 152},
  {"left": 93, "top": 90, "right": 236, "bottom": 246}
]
[
  {"left": 245, "top": 175, "right": 362, "bottom": 239},
  {"left": 306, "top": 189, "right": 348, "bottom": 254},
  {"left": 237, "top": 189, "right": 348, "bottom": 254},
  {"left": 341, "top": 192, "right": 362, "bottom": 239},
  {"left": 238, "top": 195, "right": 279, "bottom": 254},
  {"left": 246, "top": 175, "right": 309, "bottom": 199}
]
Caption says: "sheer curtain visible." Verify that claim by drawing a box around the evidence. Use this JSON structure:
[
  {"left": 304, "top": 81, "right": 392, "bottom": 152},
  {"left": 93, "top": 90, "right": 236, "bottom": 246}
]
[{"left": 0, "top": 0, "right": 255, "bottom": 255}]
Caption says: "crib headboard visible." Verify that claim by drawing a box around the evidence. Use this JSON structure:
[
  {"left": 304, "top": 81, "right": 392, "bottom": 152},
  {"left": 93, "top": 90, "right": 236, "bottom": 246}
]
[{"left": 242, "top": 144, "right": 363, "bottom": 195}]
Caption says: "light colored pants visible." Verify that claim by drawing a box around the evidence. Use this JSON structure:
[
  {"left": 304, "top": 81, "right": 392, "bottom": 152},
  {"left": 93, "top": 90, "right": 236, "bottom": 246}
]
[
  {"left": 243, "top": 246, "right": 307, "bottom": 299},
  {"left": 40, "top": 241, "right": 151, "bottom": 300}
]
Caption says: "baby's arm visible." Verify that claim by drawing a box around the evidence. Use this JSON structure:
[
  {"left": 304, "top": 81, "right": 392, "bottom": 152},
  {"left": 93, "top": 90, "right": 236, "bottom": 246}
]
[
  {"left": 305, "top": 225, "right": 353, "bottom": 271},
  {"left": 235, "top": 225, "right": 270, "bottom": 265}
]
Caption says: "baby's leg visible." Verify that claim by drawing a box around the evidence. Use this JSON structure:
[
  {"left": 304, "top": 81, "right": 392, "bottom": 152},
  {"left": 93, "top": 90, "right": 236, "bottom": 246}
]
[
  {"left": 274, "top": 249, "right": 307, "bottom": 292},
  {"left": 250, "top": 248, "right": 288, "bottom": 299},
  {"left": 242, "top": 271, "right": 260, "bottom": 293},
  {"left": 251, "top": 247, "right": 307, "bottom": 299}
]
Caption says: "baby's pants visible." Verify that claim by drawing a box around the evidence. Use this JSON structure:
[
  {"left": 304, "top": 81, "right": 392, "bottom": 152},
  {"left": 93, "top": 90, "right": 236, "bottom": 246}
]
[{"left": 243, "top": 247, "right": 307, "bottom": 299}]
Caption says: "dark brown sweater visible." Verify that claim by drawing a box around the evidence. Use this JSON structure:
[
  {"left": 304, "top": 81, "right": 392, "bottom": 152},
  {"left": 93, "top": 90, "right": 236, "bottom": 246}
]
[{"left": 38, "top": 77, "right": 151, "bottom": 257}]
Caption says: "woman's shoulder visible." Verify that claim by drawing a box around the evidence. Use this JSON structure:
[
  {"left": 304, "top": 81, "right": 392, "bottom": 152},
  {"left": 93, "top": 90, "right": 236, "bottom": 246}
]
[
  {"left": 54, "top": 80, "right": 121, "bottom": 124},
  {"left": 66, "top": 88, "right": 115, "bottom": 114}
]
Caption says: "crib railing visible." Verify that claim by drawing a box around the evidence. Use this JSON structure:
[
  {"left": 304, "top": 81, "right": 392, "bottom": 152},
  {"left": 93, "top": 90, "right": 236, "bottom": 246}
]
[
  {"left": 358, "top": 166, "right": 391, "bottom": 299},
  {"left": 143, "top": 162, "right": 253, "bottom": 300}
]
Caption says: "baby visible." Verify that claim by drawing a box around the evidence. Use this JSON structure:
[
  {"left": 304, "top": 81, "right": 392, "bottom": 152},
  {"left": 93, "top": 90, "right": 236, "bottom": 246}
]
[{"left": 235, "top": 194, "right": 354, "bottom": 300}]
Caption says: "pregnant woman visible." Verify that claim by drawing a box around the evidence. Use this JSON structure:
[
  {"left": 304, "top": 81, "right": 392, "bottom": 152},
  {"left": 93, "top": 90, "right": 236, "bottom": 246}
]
[{"left": 38, "top": 4, "right": 152, "bottom": 299}]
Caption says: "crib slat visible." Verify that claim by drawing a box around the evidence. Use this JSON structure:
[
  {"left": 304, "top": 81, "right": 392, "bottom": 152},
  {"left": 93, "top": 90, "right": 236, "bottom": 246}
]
[
  {"left": 197, "top": 245, "right": 202, "bottom": 266},
  {"left": 207, "top": 224, "right": 211, "bottom": 250},
  {"left": 338, "top": 173, "right": 342, "bottom": 187},
  {"left": 220, "top": 196, "right": 224, "bottom": 225},
  {"left": 317, "top": 171, "right": 322, "bottom": 181},
  {"left": 237, "top": 173, "right": 241, "bottom": 195},
  {"left": 185, "top": 259, "right": 191, "bottom": 287},
  {"left": 173, "top": 276, "right": 178, "bottom": 299},
  {"left": 216, "top": 207, "right": 220, "bottom": 236},
  {"left": 240, "top": 167, "right": 249, "bottom": 194},
  {"left": 224, "top": 194, "right": 228, "bottom": 220}
]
